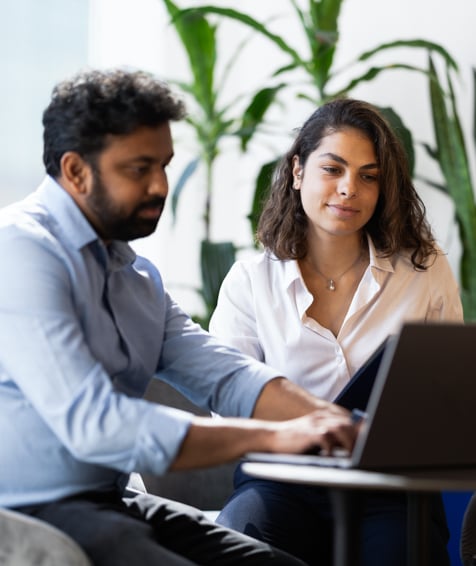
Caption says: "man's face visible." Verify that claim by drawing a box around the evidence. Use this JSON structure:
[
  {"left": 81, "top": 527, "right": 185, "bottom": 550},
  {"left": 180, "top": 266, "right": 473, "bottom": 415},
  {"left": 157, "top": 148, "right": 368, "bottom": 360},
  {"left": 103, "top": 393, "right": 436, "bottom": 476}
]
[{"left": 83, "top": 123, "right": 174, "bottom": 242}]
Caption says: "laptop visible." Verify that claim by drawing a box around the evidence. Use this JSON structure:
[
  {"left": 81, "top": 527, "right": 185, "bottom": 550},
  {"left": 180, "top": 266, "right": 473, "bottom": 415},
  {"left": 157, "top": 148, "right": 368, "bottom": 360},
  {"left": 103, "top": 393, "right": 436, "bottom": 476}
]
[{"left": 246, "top": 322, "right": 476, "bottom": 471}]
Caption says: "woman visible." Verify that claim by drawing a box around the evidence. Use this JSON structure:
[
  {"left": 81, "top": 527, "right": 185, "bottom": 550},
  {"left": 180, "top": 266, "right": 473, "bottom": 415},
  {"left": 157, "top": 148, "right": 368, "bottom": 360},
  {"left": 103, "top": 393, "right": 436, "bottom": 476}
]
[{"left": 210, "top": 98, "right": 463, "bottom": 565}]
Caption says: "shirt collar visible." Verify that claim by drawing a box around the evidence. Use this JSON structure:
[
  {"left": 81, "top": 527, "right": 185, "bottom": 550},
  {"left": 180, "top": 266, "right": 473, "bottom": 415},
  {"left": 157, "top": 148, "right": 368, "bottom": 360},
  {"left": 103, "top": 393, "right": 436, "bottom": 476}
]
[
  {"left": 367, "top": 234, "right": 394, "bottom": 274},
  {"left": 282, "top": 256, "right": 302, "bottom": 291},
  {"left": 37, "top": 176, "right": 136, "bottom": 269},
  {"left": 280, "top": 233, "right": 395, "bottom": 291}
]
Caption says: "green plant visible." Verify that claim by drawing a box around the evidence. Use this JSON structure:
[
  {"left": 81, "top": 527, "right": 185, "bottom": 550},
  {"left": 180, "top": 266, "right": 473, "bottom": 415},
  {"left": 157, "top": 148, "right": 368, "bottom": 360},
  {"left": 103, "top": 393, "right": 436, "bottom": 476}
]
[
  {"left": 179, "top": 1, "right": 454, "bottom": 101},
  {"left": 423, "top": 60, "right": 476, "bottom": 320},
  {"left": 179, "top": 1, "right": 457, "bottom": 236},
  {"left": 165, "top": 0, "right": 463, "bottom": 323},
  {"left": 162, "top": 0, "right": 282, "bottom": 327}
]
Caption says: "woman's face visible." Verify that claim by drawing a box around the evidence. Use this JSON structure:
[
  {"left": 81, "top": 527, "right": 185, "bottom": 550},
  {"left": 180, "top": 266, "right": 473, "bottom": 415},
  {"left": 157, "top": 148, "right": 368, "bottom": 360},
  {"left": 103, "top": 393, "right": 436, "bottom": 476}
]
[{"left": 292, "top": 127, "right": 380, "bottom": 240}]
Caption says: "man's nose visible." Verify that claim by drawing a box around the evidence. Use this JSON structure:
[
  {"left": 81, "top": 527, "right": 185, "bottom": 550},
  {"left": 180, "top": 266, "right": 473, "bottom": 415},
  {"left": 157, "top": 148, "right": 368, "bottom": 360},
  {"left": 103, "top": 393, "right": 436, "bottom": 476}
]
[{"left": 148, "top": 170, "right": 168, "bottom": 197}]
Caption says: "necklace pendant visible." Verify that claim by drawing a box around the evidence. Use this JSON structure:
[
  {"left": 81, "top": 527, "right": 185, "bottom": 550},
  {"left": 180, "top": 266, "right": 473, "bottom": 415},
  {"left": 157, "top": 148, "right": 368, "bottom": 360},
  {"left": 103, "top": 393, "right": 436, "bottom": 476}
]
[{"left": 327, "top": 279, "right": 336, "bottom": 291}]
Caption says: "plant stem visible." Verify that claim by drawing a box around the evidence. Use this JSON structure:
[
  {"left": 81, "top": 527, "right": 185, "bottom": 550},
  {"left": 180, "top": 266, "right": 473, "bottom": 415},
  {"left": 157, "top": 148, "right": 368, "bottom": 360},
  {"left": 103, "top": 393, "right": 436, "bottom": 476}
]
[{"left": 204, "top": 153, "right": 213, "bottom": 242}]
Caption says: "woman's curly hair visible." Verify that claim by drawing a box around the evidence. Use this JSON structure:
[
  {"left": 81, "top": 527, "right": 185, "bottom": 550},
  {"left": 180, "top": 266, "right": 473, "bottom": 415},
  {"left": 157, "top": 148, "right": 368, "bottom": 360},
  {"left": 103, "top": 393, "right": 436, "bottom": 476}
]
[{"left": 257, "top": 98, "right": 436, "bottom": 270}]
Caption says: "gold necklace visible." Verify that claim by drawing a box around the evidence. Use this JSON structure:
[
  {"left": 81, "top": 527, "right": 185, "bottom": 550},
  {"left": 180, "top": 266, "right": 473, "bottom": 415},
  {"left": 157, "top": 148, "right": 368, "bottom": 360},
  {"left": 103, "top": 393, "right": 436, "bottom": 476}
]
[{"left": 308, "top": 253, "right": 363, "bottom": 292}]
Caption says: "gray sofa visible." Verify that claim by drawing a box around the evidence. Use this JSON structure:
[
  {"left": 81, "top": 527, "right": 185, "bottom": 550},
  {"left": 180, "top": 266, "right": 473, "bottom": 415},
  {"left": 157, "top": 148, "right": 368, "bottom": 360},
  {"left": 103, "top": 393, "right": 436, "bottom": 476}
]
[{"left": 0, "top": 507, "right": 92, "bottom": 566}]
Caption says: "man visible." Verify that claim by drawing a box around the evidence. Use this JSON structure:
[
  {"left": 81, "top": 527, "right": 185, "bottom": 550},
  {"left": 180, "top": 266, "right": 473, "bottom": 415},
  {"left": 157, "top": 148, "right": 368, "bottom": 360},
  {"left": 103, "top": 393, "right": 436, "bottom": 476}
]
[{"left": 0, "top": 68, "right": 356, "bottom": 565}]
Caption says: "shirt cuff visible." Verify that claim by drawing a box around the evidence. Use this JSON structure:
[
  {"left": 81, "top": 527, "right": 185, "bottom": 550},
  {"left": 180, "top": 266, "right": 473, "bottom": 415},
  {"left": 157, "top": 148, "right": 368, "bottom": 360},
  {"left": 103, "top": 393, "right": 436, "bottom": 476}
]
[{"left": 133, "top": 404, "right": 194, "bottom": 475}]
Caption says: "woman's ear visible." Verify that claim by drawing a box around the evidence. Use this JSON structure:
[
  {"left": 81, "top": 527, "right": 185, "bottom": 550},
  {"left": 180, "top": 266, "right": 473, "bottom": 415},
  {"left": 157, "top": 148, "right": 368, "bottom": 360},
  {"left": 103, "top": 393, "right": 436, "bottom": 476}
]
[
  {"left": 292, "top": 156, "right": 303, "bottom": 190},
  {"left": 58, "top": 152, "right": 92, "bottom": 195}
]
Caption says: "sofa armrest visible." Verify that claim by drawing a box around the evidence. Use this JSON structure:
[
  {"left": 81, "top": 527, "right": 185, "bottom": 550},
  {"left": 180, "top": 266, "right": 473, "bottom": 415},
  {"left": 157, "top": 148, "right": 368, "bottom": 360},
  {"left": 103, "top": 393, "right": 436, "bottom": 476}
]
[{"left": 0, "top": 506, "right": 92, "bottom": 566}]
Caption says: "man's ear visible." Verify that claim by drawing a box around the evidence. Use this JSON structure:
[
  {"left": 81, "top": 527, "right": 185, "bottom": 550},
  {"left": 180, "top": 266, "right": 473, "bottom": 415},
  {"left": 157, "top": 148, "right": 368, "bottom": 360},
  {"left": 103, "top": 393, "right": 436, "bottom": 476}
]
[{"left": 58, "top": 152, "right": 92, "bottom": 195}]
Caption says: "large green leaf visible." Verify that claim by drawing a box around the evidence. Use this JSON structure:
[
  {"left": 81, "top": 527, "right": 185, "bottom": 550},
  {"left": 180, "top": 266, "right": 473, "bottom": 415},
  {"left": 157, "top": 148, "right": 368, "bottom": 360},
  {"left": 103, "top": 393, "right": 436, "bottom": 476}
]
[
  {"left": 178, "top": 6, "right": 305, "bottom": 67},
  {"left": 315, "top": 0, "right": 344, "bottom": 29},
  {"left": 305, "top": 0, "right": 343, "bottom": 92},
  {"left": 428, "top": 57, "right": 474, "bottom": 236},
  {"left": 171, "top": 157, "right": 200, "bottom": 222},
  {"left": 473, "top": 68, "right": 476, "bottom": 149},
  {"left": 332, "top": 63, "right": 428, "bottom": 98},
  {"left": 427, "top": 56, "right": 476, "bottom": 318},
  {"left": 248, "top": 159, "right": 279, "bottom": 242},
  {"left": 199, "top": 240, "right": 236, "bottom": 327},
  {"left": 358, "top": 39, "right": 458, "bottom": 71},
  {"left": 287, "top": 0, "right": 339, "bottom": 90},
  {"left": 237, "top": 85, "right": 285, "bottom": 151},
  {"left": 163, "top": 0, "right": 217, "bottom": 117},
  {"left": 445, "top": 65, "right": 476, "bottom": 304},
  {"left": 184, "top": 2, "right": 341, "bottom": 96},
  {"left": 377, "top": 106, "right": 415, "bottom": 177}
]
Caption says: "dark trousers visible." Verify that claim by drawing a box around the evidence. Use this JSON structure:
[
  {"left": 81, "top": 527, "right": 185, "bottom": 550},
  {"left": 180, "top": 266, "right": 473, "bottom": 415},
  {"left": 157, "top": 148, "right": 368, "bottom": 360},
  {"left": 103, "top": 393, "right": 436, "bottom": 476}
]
[
  {"left": 216, "top": 467, "right": 450, "bottom": 566},
  {"left": 15, "top": 489, "right": 307, "bottom": 566}
]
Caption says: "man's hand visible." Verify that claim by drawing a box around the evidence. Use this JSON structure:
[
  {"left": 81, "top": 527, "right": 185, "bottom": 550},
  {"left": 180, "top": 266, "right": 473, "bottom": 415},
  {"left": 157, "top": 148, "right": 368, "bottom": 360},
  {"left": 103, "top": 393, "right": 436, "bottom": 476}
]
[
  {"left": 170, "top": 404, "right": 358, "bottom": 471},
  {"left": 265, "top": 406, "right": 358, "bottom": 456}
]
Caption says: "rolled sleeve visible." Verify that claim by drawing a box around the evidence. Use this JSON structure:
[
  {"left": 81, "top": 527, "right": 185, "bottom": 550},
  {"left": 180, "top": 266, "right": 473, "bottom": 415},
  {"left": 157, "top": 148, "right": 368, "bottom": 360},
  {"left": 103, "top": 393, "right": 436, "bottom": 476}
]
[{"left": 158, "top": 292, "right": 280, "bottom": 417}]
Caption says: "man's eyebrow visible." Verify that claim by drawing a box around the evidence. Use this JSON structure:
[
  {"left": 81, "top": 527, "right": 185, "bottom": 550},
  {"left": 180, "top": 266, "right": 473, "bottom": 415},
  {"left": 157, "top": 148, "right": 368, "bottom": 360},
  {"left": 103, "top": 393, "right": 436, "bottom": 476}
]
[
  {"left": 318, "top": 152, "right": 378, "bottom": 169},
  {"left": 124, "top": 152, "right": 174, "bottom": 164}
]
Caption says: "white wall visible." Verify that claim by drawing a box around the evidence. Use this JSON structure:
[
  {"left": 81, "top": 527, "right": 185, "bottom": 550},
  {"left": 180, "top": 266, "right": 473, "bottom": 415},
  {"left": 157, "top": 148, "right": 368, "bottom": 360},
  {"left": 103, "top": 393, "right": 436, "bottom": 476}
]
[
  {"left": 5, "top": 0, "right": 474, "bottom": 316},
  {"left": 0, "top": 0, "right": 89, "bottom": 203}
]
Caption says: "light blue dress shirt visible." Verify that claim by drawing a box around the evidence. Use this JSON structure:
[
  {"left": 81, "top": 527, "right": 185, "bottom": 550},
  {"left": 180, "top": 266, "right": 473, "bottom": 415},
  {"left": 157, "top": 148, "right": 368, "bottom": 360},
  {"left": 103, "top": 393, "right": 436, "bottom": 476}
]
[{"left": 0, "top": 176, "right": 278, "bottom": 507}]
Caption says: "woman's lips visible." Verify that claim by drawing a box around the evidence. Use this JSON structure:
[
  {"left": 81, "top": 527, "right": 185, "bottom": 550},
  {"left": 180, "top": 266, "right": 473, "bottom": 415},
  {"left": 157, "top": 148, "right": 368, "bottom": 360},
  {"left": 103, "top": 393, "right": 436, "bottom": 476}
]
[{"left": 327, "top": 203, "right": 359, "bottom": 218}]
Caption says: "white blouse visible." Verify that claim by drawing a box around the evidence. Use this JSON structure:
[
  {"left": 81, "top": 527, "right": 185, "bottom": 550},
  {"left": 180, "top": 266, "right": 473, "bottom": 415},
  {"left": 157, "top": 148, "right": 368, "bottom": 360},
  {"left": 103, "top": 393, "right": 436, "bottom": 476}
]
[{"left": 209, "top": 238, "right": 464, "bottom": 401}]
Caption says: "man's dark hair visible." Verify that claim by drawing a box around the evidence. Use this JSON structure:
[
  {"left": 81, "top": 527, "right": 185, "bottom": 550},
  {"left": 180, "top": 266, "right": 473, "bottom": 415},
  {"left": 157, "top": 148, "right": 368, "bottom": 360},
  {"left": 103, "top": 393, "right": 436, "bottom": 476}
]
[{"left": 42, "top": 68, "right": 186, "bottom": 178}]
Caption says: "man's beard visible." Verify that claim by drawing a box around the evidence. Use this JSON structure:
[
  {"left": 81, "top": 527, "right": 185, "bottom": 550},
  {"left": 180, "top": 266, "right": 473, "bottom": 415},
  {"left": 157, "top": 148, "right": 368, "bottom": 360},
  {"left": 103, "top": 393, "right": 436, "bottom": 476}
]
[{"left": 86, "top": 171, "right": 165, "bottom": 242}]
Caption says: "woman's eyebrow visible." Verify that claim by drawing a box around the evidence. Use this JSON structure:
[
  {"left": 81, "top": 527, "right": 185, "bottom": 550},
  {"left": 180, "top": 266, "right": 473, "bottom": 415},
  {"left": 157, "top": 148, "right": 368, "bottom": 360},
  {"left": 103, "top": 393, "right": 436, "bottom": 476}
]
[
  {"left": 318, "top": 152, "right": 378, "bottom": 169},
  {"left": 318, "top": 152, "right": 347, "bottom": 165},
  {"left": 361, "top": 162, "right": 379, "bottom": 170}
]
